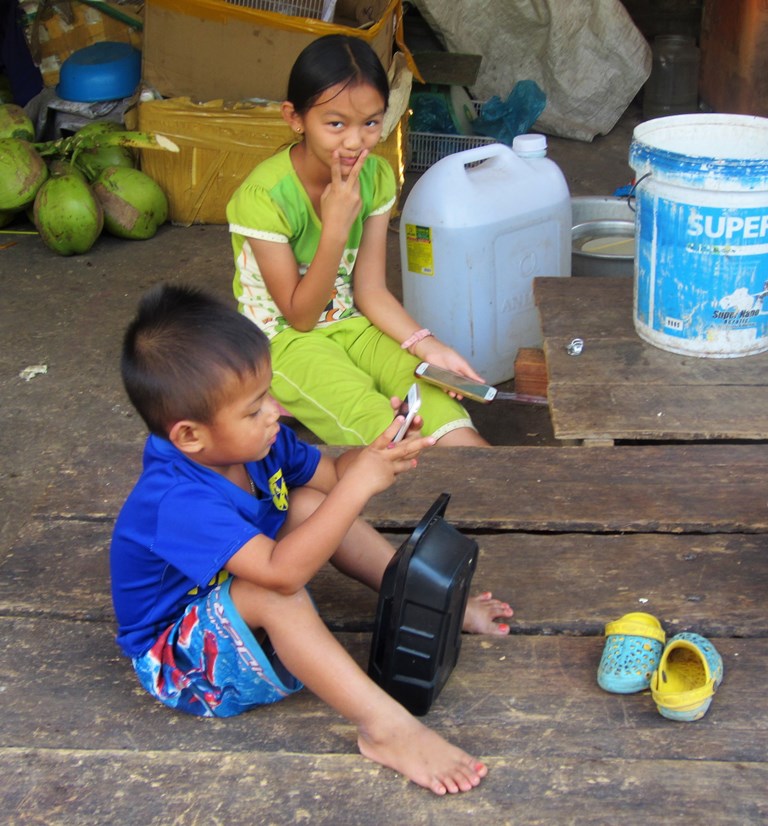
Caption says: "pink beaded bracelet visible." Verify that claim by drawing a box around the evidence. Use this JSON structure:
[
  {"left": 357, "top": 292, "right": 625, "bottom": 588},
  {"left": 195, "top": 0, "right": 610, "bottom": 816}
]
[{"left": 400, "top": 328, "right": 433, "bottom": 350}]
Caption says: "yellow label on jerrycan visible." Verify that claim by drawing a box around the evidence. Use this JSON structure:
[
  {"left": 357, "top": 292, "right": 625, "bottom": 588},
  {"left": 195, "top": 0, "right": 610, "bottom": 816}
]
[
  {"left": 400, "top": 140, "right": 571, "bottom": 385},
  {"left": 404, "top": 223, "right": 435, "bottom": 276}
]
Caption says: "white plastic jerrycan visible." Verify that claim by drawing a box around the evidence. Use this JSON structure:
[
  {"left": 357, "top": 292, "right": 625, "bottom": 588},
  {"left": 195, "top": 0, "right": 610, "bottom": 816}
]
[{"left": 400, "top": 139, "right": 571, "bottom": 384}]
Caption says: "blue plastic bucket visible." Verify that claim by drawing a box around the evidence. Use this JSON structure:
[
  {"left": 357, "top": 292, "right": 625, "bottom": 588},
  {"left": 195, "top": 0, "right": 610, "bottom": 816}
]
[{"left": 630, "top": 114, "right": 768, "bottom": 357}]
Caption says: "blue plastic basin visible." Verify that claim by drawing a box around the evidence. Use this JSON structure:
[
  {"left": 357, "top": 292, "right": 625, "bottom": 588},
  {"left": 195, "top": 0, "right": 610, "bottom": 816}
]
[{"left": 58, "top": 42, "right": 141, "bottom": 103}]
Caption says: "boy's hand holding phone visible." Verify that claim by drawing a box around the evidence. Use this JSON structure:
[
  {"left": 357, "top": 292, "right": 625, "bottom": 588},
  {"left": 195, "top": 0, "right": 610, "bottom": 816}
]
[
  {"left": 341, "top": 421, "right": 435, "bottom": 499},
  {"left": 391, "top": 383, "right": 422, "bottom": 443},
  {"left": 335, "top": 386, "right": 432, "bottom": 497}
]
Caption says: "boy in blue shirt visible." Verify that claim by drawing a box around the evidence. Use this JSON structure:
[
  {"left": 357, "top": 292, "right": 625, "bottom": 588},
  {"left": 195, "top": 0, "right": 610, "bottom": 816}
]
[{"left": 111, "top": 284, "right": 513, "bottom": 795}]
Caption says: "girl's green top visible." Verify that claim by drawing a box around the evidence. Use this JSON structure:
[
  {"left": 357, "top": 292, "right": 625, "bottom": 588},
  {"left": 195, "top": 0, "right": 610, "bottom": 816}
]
[{"left": 227, "top": 147, "right": 396, "bottom": 339}]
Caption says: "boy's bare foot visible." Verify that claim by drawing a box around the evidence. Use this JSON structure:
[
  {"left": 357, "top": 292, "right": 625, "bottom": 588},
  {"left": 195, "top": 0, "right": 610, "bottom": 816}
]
[
  {"left": 357, "top": 712, "right": 487, "bottom": 795},
  {"left": 463, "top": 591, "right": 513, "bottom": 635}
]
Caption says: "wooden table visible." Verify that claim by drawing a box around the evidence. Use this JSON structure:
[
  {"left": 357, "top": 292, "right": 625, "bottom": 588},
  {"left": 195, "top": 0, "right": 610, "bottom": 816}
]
[
  {"left": 2, "top": 444, "right": 767, "bottom": 822},
  {"left": 534, "top": 275, "right": 768, "bottom": 446}
]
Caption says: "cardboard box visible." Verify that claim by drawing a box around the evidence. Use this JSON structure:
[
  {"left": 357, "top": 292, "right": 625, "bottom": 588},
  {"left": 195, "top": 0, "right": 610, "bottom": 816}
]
[
  {"left": 137, "top": 97, "right": 407, "bottom": 226},
  {"left": 26, "top": 1, "right": 143, "bottom": 87},
  {"left": 142, "top": 0, "right": 413, "bottom": 102}
]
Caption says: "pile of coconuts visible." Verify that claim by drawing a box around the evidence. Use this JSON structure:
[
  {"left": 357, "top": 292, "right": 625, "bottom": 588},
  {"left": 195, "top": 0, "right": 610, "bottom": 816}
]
[{"left": 0, "top": 103, "right": 178, "bottom": 255}]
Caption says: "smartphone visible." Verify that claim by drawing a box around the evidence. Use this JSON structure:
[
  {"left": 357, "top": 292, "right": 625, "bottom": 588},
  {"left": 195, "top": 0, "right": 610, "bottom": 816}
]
[
  {"left": 414, "top": 362, "right": 497, "bottom": 403},
  {"left": 392, "top": 383, "right": 422, "bottom": 442}
]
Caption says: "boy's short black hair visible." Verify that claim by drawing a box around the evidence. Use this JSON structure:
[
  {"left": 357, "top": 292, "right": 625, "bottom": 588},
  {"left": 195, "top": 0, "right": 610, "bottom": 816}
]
[{"left": 121, "top": 284, "right": 270, "bottom": 436}]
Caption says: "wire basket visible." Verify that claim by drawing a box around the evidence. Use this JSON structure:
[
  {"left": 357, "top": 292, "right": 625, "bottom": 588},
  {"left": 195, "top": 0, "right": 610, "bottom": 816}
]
[
  {"left": 406, "top": 99, "right": 495, "bottom": 172},
  {"left": 406, "top": 132, "right": 496, "bottom": 172},
  {"left": 222, "top": 0, "right": 333, "bottom": 20}
]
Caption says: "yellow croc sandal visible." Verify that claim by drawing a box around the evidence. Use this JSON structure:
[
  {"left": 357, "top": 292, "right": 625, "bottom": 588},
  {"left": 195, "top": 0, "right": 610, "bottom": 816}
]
[
  {"left": 651, "top": 632, "right": 724, "bottom": 722},
  {"left": 597, "top": 612, "right": 666, "bottom": 694}
]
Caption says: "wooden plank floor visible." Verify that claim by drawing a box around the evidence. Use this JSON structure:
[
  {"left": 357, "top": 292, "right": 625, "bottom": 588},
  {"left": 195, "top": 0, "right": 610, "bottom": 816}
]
[
  {"left": 534, "top": 276, "right": 768, "bottom": 444},
  {"left": 2, "top": 446, "right": 767, "bottom": 823}
]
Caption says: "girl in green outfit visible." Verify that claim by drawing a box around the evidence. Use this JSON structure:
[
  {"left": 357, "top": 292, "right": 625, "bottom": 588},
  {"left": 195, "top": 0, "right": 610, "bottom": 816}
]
[{"left": 227, "top": 34, "right": 490, "bottom": 446}]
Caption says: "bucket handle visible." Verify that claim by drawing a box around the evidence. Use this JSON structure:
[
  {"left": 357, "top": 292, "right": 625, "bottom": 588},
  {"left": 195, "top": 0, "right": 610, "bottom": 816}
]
[{"left": 626, "top": 172, "right": 652, "bottom": 212}]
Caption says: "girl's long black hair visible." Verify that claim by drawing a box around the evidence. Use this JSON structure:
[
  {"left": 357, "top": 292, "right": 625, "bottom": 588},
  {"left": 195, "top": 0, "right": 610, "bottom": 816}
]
[{"left": 287, "top": 34, "right": 389, "bottom": 114}]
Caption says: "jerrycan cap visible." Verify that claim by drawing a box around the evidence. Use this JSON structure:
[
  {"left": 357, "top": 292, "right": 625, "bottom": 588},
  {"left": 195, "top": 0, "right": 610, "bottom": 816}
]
[{"left": 513, "top": 133, "right": 547, "bottom": 157}]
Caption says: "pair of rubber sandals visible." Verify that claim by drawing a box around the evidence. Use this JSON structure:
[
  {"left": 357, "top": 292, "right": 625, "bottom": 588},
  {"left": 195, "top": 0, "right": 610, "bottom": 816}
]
[{"left": 597, "top": 612, "right": 724, "bottom": 721}]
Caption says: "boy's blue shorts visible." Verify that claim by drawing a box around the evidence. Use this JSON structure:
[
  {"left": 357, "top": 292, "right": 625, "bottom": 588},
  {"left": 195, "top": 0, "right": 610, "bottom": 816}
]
[{"left": 132, "top": 578, "right": 302, "bottom": 718}]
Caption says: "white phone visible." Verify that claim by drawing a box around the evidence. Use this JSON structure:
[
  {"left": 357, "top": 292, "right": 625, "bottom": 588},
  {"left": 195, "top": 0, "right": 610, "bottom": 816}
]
[
  {"left": 392, "top": 383, "right": 422, "bottom": 442},
  {"left": 414, "top": 362, "right": 497, "bottom": 403}
]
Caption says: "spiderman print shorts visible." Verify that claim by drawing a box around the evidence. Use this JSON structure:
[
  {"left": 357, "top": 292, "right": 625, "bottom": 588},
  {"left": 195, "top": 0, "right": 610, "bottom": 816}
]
[{"left": 132, "top": 579, "right": 302, "bottom": 717}]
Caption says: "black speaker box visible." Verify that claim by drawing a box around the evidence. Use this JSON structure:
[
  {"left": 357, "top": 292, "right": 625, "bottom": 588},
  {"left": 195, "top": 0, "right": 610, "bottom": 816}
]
[{"left": 368, "top": 493, "right": 478, "bottom": 716}]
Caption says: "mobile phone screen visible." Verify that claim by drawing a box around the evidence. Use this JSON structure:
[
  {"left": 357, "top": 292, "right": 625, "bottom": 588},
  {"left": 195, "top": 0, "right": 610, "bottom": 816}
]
[{"left": 415, "top": 363, "right": 496, "bottom": 403}]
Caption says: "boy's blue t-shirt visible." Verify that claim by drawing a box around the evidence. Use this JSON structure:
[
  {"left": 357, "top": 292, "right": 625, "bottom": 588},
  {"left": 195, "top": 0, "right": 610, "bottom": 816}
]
[{"left": 110, "top": 426, "right": 321, "bottom": 658}]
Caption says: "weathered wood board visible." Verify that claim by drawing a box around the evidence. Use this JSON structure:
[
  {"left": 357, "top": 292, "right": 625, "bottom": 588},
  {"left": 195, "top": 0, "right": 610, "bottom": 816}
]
[
  {"left": 2, "top": 620, "right": 764, "bottom": 762},
  {"left": 534, "top": 276, "right": 768, "bottom": 443},
  {"left": 4, "top": 749, "right": 766, "bottom": 826},
  {"left": 5, "top": 441, "right": 768, "bottom": 824},
  {"left": 32, "top": 444, "right": 768, "bottom": 533},
  {"left": 2, "top": 621, "right": 765, "bottom": 824},
  {"left": 3, "top": 518, "right": 768, "bottom": 639}
]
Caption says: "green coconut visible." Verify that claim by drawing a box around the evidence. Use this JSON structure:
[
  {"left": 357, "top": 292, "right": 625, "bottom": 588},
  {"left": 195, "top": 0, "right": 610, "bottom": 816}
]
[
  {"left": 0, "top": 139, "right": 48, "bottom": 210},
  {"left": 48, "top": 157, "right": 87, "bottom": 181},
  {"left": 71, "top": 121, "right": 135, "bottom": 181},
  {"left": 92, "top": 166, "right": 168, "bottom": 240},
  {"left": 75, "top": 142, "right": 136, "bottom": 181},
  {"left": 0, "top": 104, "right": 35, "bottom": 141},
  {"left": 33, "top": 172, "right": 103, "bottom": 256}
]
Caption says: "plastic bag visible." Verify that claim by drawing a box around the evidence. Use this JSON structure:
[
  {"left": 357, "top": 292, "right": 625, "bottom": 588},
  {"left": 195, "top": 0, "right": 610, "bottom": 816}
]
[
  {"left": 409, "top": 0, "right": 650, "bottom": 141},
  {"left": 473, "top": 80, "right": 546, "bottom": 145},
  {"left": 408, "top": 92, "right": 459, "bottom": 135}
]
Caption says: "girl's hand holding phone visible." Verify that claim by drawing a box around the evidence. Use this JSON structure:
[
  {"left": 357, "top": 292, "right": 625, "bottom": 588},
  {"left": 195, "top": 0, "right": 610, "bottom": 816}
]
[
  {"left": 415, "top": 362, "right": 497, "bottom": 403},
  {"left": 408, "top": 336, "right": 485, "bottom": 387}
]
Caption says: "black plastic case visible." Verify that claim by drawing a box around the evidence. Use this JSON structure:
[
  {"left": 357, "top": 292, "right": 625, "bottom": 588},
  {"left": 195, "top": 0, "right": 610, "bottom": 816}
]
[{"left": 368, "top": 493, "right": 478, "bottom": 716}]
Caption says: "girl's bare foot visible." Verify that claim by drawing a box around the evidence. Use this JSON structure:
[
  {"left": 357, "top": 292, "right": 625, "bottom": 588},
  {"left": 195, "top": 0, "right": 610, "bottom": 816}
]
[
  {"left": 463, "top": 591, "right": 513, "bottom": 635},
  {"left": 357, "top": 712, "right": 488, "bottom": 795}
]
